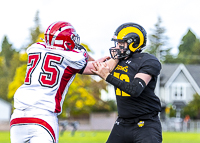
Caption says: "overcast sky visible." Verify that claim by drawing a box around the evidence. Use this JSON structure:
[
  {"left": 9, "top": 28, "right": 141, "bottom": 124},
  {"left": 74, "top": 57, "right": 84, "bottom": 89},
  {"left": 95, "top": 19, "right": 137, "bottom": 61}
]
[{"left": 0, "top": 0, "right": 200, "bottom": 59}]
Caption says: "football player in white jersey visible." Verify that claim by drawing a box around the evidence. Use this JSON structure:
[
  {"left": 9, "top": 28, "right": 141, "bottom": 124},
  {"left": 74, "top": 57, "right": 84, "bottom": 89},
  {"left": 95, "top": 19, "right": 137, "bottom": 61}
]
[{"left": 10, "top": 21, "right": 117, "bottom": 143}]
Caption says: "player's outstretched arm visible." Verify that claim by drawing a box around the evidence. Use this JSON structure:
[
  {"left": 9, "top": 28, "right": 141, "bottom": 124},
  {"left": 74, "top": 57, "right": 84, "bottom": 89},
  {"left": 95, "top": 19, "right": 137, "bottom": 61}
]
[
  {"left": 82, "top": 56, "right": 111, "bottom": 75},
  {"left": 91, "top": 58, "right": 119, "bottom": 80}
]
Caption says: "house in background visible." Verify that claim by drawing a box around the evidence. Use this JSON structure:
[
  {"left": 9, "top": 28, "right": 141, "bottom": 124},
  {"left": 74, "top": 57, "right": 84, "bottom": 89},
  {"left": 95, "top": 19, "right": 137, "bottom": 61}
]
[
  {"left": 158, "top": 64, "right": 200, "bottom": 119},
  {"left": 0, "top": 98, "right": 12, "bottom": 122}
]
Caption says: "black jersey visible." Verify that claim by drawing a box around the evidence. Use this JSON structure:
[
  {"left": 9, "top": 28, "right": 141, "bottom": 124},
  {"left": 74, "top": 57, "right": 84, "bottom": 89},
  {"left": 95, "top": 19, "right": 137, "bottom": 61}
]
[{"left": 111, "top": 52, "right": 162, "bottom": 118}]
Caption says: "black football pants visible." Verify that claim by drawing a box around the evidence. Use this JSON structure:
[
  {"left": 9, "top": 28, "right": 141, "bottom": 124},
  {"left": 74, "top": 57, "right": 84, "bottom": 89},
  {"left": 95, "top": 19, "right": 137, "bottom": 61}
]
[{"left": 106, "top": 116, "right": 162, "bottom": 143}]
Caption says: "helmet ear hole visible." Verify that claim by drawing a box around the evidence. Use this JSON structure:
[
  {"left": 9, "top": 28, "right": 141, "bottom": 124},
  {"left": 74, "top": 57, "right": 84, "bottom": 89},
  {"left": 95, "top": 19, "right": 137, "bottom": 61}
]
[{"left": 127, "top": 38, "right": 133, "bottom": 44}]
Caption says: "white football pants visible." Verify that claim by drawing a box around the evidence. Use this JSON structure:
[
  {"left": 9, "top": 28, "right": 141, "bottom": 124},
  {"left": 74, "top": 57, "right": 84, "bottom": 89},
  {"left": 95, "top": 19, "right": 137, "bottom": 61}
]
[{"left": 10, "top": 108, "right": 59, "bottom": 143}]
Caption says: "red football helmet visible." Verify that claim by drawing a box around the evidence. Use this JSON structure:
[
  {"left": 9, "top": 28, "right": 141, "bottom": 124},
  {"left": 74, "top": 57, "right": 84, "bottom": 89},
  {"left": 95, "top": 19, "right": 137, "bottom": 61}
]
[{"left": 44, "top": 21, "right": 80, "bottom": 51}]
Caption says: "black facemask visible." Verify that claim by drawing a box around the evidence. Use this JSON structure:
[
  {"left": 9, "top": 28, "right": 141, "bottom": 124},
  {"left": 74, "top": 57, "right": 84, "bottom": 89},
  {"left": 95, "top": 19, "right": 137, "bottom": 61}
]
[{"left": 109, "top": 46, "right": 131, "bottom": 59}]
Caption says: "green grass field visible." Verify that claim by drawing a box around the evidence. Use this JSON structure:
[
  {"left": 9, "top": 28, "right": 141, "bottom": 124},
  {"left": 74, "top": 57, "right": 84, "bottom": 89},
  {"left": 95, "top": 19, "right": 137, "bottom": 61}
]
[{"left": 1, "top": 131, "right": 200, "bottom": 143}]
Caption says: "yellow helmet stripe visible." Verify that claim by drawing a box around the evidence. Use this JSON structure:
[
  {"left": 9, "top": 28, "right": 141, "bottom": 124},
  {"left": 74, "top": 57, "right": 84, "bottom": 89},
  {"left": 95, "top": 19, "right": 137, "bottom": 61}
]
[{"left": 117, "top": 27, "right": 144, "bottom": 48}]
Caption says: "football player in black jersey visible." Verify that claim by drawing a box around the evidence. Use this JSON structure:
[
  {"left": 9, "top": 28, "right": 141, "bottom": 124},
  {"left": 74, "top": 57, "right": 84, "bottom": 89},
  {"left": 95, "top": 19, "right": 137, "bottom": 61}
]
[{"left": 92, "top": 23, "right": 162, "bottom": 143}]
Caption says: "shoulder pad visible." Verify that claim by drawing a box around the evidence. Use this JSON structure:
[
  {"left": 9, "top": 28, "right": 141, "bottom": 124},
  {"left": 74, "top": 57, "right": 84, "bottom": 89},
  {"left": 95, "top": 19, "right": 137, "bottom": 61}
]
[{"left": 75, "top": 45, "right": 89, "bottom": 61}]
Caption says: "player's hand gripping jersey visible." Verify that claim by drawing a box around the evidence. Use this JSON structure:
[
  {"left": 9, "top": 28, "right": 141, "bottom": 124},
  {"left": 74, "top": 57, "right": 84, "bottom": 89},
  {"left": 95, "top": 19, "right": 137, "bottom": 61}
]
[{"left": 14, "top": 42, "right": 88, "bottom": 115}]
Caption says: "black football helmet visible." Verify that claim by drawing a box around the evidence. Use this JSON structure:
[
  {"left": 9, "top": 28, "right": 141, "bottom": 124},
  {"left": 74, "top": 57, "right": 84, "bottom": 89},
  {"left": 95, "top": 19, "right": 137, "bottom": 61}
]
[{"left": 110, "top": 22, "right": 147, "bottom": 59}]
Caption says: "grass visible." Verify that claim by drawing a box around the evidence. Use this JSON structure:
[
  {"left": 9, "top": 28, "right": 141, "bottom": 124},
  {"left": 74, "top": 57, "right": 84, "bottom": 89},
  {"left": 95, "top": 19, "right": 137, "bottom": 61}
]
[
  {"left": 162, "top": 132, "right": 200, "bottom": 143},
  {"left": 59, "top": 131, "right": 109, "bottom": 143},
  {"left": 0, "top": 131, "right": 10, "bottom": 143},
  {"left": 1, "top": 131, "right": 200, "bottom": 143}
]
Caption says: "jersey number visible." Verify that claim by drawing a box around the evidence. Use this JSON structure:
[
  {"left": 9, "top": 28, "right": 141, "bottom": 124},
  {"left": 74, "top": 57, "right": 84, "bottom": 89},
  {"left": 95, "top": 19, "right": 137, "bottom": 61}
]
[
  {"left": 113, "top": 72, "right": 130, "bottom": 96},
  {"left": 24, "top": 53, "right": 63, "bottom": 88}
]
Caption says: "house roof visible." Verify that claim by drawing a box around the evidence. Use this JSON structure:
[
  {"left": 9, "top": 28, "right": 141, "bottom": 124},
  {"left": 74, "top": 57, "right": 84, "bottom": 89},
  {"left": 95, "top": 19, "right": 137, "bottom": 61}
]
[
  {"left": 185, "top": 65, "right": 200, "bottom": 87},
  {"left": 160, "top": 64, "right": 179, "bottom": 86},
  {"left": 160, "top": 64, "right": 200, "bottom": 94}
]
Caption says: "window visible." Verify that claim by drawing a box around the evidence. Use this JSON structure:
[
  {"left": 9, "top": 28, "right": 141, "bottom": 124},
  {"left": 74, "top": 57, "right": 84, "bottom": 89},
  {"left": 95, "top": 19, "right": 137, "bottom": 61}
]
[{"left": 171, "top": 84, "right": 186, "bottom": 100}]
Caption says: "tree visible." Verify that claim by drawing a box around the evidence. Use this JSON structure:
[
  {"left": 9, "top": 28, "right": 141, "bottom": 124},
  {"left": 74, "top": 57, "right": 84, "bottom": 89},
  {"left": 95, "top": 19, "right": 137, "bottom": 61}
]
[
  {"left": 29, "top": 10, "right": 43, "bottom": 46},
  {"left": 81, "top": 43, "right": 94, "bottom": 53},
  {"left": 61, "top": 74, "right": 108, "bottom": 118},
  {"left": 0, "top": 55, "right": 8, "bottom": 101},
  {"left": 178, "top": 29, "right": 196, "bottom": 55},
  {"left": 176, "top": 29, "right": 200, "bottom": 64},
  {"left": 190, "top": 39, "right": 200, "bottom": 64},
  {"left": 0, "top": 36, "right": 19, "bottom": 101},
  {"left": 8, "top": 53, "right": 27, "bottom": 99},
  {"left": 182, "top": 93, "right": 200, "bottom": 119},
  {"left": 145, "top": 17, "right": 176, "bottom": 63},
  {"left": 0, "top": 36, "right": 16, "bottom": 67}
]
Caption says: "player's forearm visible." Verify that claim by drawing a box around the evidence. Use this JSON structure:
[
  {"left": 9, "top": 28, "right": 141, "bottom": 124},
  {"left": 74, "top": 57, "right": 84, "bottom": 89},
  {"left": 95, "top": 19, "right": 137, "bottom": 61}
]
[
  {"left": 106, "top": 74, "right": 146, "bottom": 97},
  {"left": 82, "top": 61, "right": 95, "bottom": 75},
  {"left": 105, "top": 58, "right": 119, "bottom": 72},
  {"left": 82, "top": 56, "right": 112, "bottom": 75}
]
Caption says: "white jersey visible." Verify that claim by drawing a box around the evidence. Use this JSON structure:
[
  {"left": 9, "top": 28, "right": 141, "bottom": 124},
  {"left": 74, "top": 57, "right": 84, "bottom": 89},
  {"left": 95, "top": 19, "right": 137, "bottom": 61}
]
[{"left": 14, "top": 42, "right": 88, "bottom": 115}]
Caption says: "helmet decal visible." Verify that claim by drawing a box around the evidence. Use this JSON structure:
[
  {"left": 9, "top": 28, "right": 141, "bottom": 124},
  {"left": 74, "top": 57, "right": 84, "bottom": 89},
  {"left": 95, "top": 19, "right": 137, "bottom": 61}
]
[
  {"left": 54, "top": 40, "right": 63, "bottom": 45},
  {"left": 117, "top": 26, "right": 144, "bottom": 52}
]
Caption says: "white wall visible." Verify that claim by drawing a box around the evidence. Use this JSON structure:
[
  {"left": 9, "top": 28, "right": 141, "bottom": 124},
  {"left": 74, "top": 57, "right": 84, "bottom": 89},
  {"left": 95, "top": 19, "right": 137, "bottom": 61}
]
[
  {"left": 90, "top": 112, "right": 117, "bottom": 130},
  {"left": 101, "top": 84, "right": 116, "bottom": 101},
  {"left": 0, "top": 99, "right": 11, "bottom": 121}
]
